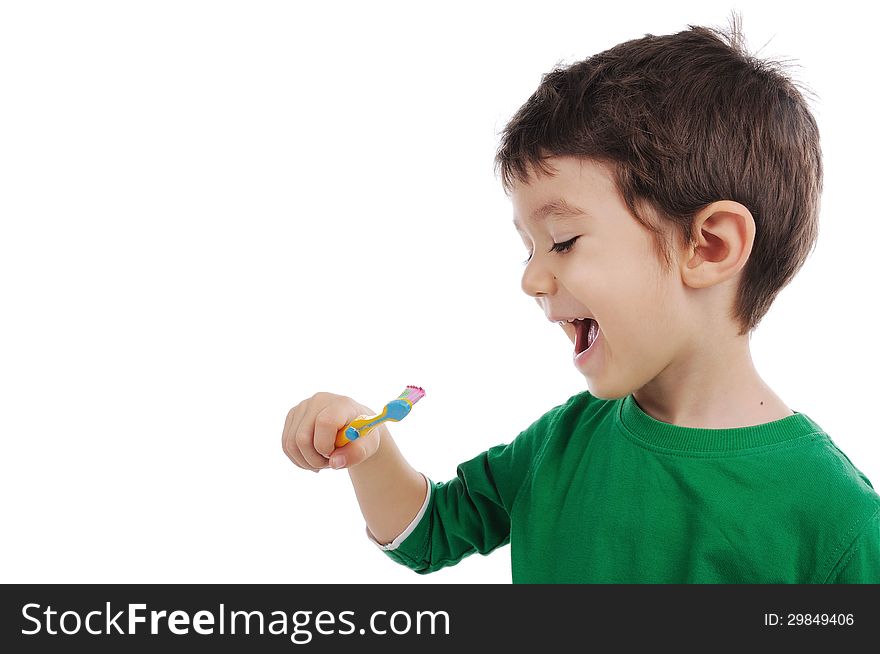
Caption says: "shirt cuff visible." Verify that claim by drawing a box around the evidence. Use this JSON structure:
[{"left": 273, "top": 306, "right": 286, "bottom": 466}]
[{"left": 365, "top": 472, "right": 431, "bottom": 551}]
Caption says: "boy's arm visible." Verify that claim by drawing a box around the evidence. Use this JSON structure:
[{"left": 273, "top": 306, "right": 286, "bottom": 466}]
[
  {"left": 362, "top": 404, "right": 563, "bottom": 574},
  {"left": 345, "top": 394, "right": 578, "bottom": 574},
  {"left": 346, "top": 424, "right": 428, "bottom": 545}
]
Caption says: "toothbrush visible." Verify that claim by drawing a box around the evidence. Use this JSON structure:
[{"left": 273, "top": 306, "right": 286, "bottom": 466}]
[{"left": 334, "top": 385, "right": 426, "bottom": 448}]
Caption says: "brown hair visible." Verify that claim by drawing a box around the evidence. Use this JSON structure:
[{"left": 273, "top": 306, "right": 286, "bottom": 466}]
[{"left": 493, "top": 12, "right": 822, "bottom": 336}]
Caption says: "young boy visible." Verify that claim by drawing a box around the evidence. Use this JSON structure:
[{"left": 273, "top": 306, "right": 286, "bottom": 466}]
[{"left": 282, "top": 20, "right": 880, "bottom": 582}]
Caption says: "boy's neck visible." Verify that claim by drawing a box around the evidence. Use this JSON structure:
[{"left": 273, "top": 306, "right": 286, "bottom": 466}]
[{"left": 632, "top": 338, "right": 793, "bottom": 430}]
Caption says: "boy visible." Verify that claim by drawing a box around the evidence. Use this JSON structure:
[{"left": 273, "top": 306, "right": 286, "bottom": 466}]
[{"left": 282, "top": 20, "right": 880, "bottom": 582}]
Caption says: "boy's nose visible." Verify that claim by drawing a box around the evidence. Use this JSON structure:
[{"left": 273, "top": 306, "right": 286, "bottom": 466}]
[{"left": 521, "top": 261, "right": 556, "bottom": 298}]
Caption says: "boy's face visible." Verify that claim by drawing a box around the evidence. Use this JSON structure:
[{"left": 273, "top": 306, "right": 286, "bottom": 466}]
[{"left": 511, "top": 156, "right": 688, "bottom": 398}]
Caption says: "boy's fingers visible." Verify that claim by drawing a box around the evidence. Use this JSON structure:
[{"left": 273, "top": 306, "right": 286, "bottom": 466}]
[
  {"left": 287, "top": 444, "right": 312, "bottom": 471},
  {"left": 281, "top": 405, "right": 313, "bottom": 470},
  {"left": 294, "top": 421, "right": 329, "bottom": 469},
  {"left": 330, "top": 427, "right": 380, "bottom": 469},
  {"left": 281, "top": 404, "right": 301, "bottom": 461},
  {"left": 313, "top": 405, "right": 371, "bottom": 459},
  {"left": 282, "top": 395, "right": 379, "bottom": 471}
]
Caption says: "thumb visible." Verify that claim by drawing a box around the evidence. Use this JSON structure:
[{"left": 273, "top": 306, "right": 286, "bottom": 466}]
[{"left": 329, "top": 426, "right": 381, "bottom": 469}]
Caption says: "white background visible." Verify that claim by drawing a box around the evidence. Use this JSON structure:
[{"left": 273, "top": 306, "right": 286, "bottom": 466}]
[{"left": 1, "top": 1, "right": 877, "bottom": 583}]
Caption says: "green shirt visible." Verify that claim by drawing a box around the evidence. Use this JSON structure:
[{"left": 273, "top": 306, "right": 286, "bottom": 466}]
[{"left": 378, "top": 391, "right": 880, "bottom": 583}]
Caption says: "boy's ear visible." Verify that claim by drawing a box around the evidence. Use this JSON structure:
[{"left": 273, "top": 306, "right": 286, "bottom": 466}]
[{"left": 681, "top": 200, "right": 755, "bottom": 289}]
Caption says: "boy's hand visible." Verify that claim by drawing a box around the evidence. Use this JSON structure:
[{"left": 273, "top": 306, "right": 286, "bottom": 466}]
[{"left": 281, "top": 392, "right": 382, "bottom": 471}]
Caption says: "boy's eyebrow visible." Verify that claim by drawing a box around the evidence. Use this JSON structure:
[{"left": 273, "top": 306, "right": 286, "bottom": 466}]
[{"left": 512, "top": 198, "right": 588, "bottom": 229}]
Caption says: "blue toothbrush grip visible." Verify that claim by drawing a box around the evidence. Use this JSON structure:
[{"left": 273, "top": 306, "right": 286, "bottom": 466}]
[{"left": 383, "top": 399, "right": 412, "bottom": 421}]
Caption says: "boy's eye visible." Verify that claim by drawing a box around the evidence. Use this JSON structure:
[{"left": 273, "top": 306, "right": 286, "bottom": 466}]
[{"left": 522, "top": 236, "right": 581, "bottom": 265}]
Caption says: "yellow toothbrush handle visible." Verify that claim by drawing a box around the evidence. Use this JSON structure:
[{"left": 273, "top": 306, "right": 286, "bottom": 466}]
[{"left": 335, "top": 412, "right": 384, "bottom": 448}]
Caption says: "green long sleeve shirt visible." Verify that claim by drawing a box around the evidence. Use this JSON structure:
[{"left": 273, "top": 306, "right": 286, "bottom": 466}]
[{"left": 373, "top": 391, "right": 880, "bottom": 583}]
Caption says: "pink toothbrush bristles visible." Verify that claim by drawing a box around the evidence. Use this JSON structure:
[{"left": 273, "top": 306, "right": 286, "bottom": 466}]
[{"left": 400, "top": 385, "right": 426, "bottom": 404}]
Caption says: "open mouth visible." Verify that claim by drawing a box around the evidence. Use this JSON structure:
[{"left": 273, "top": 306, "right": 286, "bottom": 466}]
[{"left": 574, "top": 318, "right": 599, "bottom": 355}]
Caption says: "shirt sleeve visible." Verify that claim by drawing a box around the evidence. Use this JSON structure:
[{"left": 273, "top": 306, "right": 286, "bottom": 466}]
[
  {"left": 375, "top": 400, "right": 567, "bottom": 575},
  {"left": 827, "top": 506, "right": 880, "bottom": 583}
]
